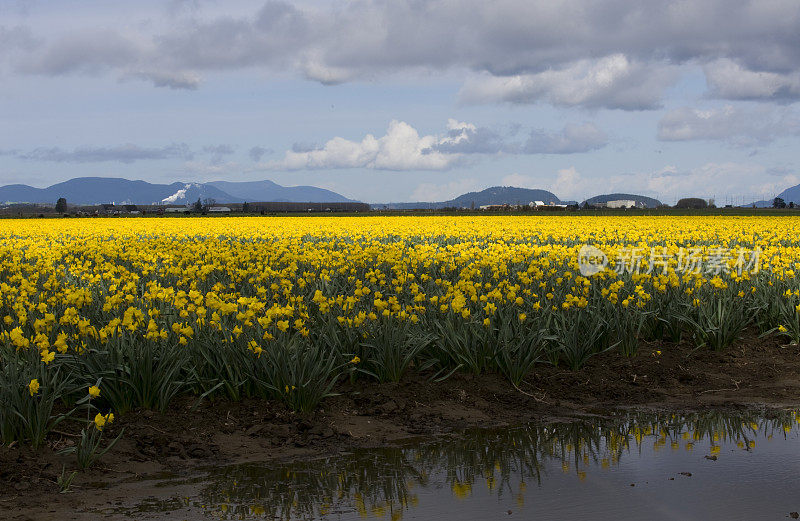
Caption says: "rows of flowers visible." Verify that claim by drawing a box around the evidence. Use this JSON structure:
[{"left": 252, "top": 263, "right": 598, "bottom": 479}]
[{"left": 1, "top": 216, "right": 799, "bottom": 450}]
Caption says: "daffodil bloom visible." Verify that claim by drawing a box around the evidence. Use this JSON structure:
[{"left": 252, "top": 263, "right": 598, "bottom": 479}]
[
  {"left": 0, "top": 213, "right": 799, "bottom": 417},
  {"left": 28, "top": 379, "right": 40, "bottom": 396},
  {"left": 94, "top": 412, "right": 114, "bottom": 431},
  {"left": 89, "top": 385, "right": 101, "bottom": 398}
]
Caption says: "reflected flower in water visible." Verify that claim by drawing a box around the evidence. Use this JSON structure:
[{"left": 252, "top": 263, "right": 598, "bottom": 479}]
[{"left": 156, "top": 409, "right": 800, "bottom": 520}]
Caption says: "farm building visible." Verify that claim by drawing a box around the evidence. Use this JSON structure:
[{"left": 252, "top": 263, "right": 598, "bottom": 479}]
[{"left": 606, "top": 200, "right": 637, "bottom": 209}]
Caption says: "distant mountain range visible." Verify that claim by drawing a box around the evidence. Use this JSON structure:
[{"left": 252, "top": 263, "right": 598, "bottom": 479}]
[
  {"left": 206, "top": 180, "right": 352, "bottom": 203},
  {"left": 750, "top": 182, "right": 800, "bottom": 207},
  {"left": 582, "top": 193, "right": 662, "bottom": 208},
  {"left": 8, "top": 176, "right": 795, "bottom": 209},
  {"left": 378, "top": 186, "right": 572, "bottom": 210},
  {"left": 0, "top": 177, "right": 355, "bottom": 205}
]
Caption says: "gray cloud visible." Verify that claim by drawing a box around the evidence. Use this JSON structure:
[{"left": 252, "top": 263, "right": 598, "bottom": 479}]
[
  {"left": 20, "top": 30, "right": 140, "bottom": 75},
  {"left": 428, "top": 122, "right": 607, "bottom": 155},
  {"left": 123, "top": 70, "right": 201, "bottom": 90},
  {"left": 291, "top": 142, "right": 321, "bottom": 153},
  {"left": 658, "top": 105, "right": 800, "bottom": 146},
  {"left": 166, "top": 0, "right": 204, "bottom": 15},
  {"left": 10, "top": 1, "right": 800, "bottom": 106},
  {"left": 15, "top": 143, "right": 194, "bottom": 163},
  {"left": 8, "top": 143, "right": 263, "bottom": 165},
  {"left": 523, "top": 123, "right": 608, "bottom": 154},
  {"left": 154, "top": 1, "right": 309, "bottom": 72},
  {"left": 703, "top": 59, "right": 800, "bottom": 102},
  {"left": 202, "top": 144, "right": 235, "bottom": 164},
  {"left": 248, "top": 146, "right": 272, "bottom": 161},
  {"left": 0, "top": 25, "right": 38, "bottom": 54}
]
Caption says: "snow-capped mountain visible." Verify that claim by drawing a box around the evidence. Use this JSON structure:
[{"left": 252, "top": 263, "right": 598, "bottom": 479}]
[{"left": 0, "top": 177, "right": 354, "bottom": 205}]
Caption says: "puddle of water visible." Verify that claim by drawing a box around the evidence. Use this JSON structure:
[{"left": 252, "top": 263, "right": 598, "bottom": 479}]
[{"left": 112, "top": 409, "right": 800, "bottom": 520}]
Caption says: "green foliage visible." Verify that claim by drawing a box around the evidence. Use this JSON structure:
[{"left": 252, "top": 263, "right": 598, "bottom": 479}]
[
  {"left": 57, "top": 466, "right": 78, "bottom": 494},
  {"left": 59, "top": 425, "right": 124, "bottom": 470},
  {"left": 680, "top": 291, "right": 756, "bottom": 351},
  {"left": 190, "top": 334, "right": 259, "bottom": 401},
  {"left": 360, "top": 316, "right": 434, "bottom": 383},
  {"left": 431, "top": 315, "right": 496, "bottom": 375},
  {"left": 64, "top": 334, "right": 190, "bottom": 414},
  {"left": 610, "top": 305, "right": 653, "bottom": 357},
  {"left": 492, "top": 313, "right": 551, "bottom": 386},
  {"left": 549, "top": 308, "right": 614, "bottom": 370},
  {"left": 0, "top": 348, "right": 72, "bottom": 448},
  {"left": 260, "top": 336, "right": 343, "bottom": 413},
  {"left": 764, "top": 292, "right": 800, "bottom": 346}
]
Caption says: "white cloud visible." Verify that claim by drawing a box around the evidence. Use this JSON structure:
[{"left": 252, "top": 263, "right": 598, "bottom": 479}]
[
  {"left": 458, "top": 54, "right": 679, "bottom": 109},
  {"left": 658, "top": 105, "right": 800, "bottom": 146},
  {"left": 500, "top": 173, "right": 538, "bottom": 188},
  {"left": 267, "top": 120, "right": 470, "bottom": 171},
  {"left": 266, "top": 119, "right": 482, "bottom": 172},
  {"left": 298, "top": 52, "right": 355, "bottom": 85},
  {"left": 268, "top": 118, "right": 611, "bottom": 172},
  {"left": 505, "top": 163, "right": 797, "bottom": 203},
  {"left": 610, "top": 163, "right": 797, "bottom": 202},
  {"left": 704, "top": 59, "right": 800, "bottom": 101},
  {"left": 550, "top": 167, "right": 608, "bottom": 202},
  {"left": 501, "top": 169, "right": 604, "bottom": 201},
  {"left": 271, "top": 119, "right": 610, "bottom": 172},
  {"left": 409, "top": 178, "right": 481, "bottom": 202},
  {"left": 640, "top": 163, "right": 797, "bottom": 201},
  {"left": 181, "top": 160, "right": 243, "bottom": 179},
  {"left": 430, "top": 121, "right": 609, "bottom": 154}
]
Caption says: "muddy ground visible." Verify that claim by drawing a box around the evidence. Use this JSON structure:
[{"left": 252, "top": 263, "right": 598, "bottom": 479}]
[{"left": 2, "top": 330, "right": 799, "bottom": 520}]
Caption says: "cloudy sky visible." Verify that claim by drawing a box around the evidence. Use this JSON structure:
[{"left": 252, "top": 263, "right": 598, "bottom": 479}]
[{"left": 2, "top": 0, "right": 799, "bottom": 204}]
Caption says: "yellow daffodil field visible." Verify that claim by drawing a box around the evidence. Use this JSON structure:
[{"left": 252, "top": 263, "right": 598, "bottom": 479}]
[{"left": 2, "top": 215, "right": 800, "bottom": 449}]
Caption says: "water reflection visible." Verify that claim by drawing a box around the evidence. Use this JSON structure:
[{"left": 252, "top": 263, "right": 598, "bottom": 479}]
[{"left": 135, "top": 409, "right": 800, "bottom": 520}]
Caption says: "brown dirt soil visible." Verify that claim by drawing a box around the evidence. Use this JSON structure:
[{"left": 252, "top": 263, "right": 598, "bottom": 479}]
[{"left": 2, "top": 329, "right": 799, "bottom": 520}]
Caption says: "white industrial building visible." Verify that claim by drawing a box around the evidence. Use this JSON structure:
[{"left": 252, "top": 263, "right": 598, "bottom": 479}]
[{"left": 606, "top": 200, "right": 637, "bottom": 209}]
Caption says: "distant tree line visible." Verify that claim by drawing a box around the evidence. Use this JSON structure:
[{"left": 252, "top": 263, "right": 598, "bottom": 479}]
[
  {"left": 27, "top": 195, "right": 799, "bottom": 218},
  {"left": 675, "top": 198, "right": 708, "bottom": 209}
]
